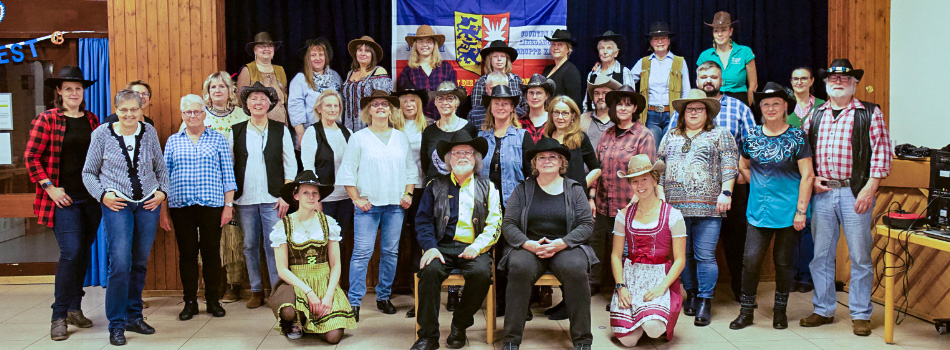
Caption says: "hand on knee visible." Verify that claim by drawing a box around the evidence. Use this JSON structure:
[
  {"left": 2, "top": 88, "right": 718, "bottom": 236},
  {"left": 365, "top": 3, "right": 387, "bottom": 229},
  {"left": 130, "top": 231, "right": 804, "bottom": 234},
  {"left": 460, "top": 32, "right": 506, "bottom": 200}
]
[{"left": 279, "top": 306, "right": 296, "bottom": 321}]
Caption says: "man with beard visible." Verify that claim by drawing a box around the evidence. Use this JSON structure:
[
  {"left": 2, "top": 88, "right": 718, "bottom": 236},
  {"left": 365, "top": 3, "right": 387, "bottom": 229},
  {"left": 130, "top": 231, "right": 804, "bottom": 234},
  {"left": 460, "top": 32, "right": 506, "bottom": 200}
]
[
  {"left": 799, "top": 59, "right": 891, "bottom": 337},
  {"left": 668, "top": 60, "right": 756, "bottom": 310},
  {"left": 411, "top": 133, "right": 502, "bottom": 350},
  {"left": 580, "top": 75, "right": 622, "bottom": 149}
]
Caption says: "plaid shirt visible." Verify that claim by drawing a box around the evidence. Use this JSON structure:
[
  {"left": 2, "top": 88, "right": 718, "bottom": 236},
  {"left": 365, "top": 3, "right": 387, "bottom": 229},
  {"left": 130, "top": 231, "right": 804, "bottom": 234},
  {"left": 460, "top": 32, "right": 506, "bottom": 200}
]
[
  {"left": 25, "top": 108, "right": 100, "bottom": 227},
  {"left": 397, "top": 62, "right": 457, "bottom": 120},
  {"left": 803, "top": 98, "right": 892, "bottom": 180},
  {"left": 593, "top": 122, "right": 656, "bottom": 216},
  {"left": 669, "top": 94, "right": 756, "bottom": 148},
  {"left": 467, "top": 73, "right": 528, "bottom": 127},
  {"left": 164, "top": 128, "right": 238, "bottom": 208}
]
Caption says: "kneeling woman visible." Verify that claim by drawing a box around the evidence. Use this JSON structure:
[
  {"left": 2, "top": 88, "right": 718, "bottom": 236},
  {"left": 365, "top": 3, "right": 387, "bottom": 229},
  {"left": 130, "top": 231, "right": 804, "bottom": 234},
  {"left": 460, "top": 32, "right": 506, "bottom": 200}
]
[
  {"left": 609, "top": 155, "right": 686, "bottom": 346},
  {"left": 269, "top": 170, "right": 357, "bottom": 343},
  {"left": 500, "top": 138, "right": 595, "bottom": 349}
]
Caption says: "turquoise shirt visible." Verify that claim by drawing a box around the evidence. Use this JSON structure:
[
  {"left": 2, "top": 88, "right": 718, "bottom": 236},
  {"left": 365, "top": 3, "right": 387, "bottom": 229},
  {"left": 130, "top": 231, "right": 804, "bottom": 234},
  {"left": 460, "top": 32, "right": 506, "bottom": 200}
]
[
  {"left": 696, "top": 43, "right": 755, "bottom": 93},
  {"left": 741, "top": 126, "right": 812, "bottom": 228}
]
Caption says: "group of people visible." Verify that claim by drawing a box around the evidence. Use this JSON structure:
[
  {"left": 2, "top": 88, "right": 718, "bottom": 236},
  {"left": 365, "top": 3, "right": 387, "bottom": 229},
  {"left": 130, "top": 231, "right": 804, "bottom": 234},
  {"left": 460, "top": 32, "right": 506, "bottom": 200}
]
[{"left": 26, "top": 9, "right": 891, "bottom": 350}]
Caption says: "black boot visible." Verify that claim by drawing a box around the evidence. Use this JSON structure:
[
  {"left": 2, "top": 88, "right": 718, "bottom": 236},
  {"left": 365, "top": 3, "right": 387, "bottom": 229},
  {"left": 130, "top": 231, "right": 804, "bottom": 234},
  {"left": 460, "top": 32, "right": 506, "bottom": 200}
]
[
  {"left": 729, "top": 294, "right": 757, "bottom": 330},
  {"left": 178, "top": 300, "right": 199, "bottom": 321},
  {"left": 694, "top": 298, "right": 712, "bottom": 326},
  {"left": 773, "top": 292, "right": 790, "bottom": 329},
  {"left": 683, "top": 290, "right": 699, "bottom": 316}
]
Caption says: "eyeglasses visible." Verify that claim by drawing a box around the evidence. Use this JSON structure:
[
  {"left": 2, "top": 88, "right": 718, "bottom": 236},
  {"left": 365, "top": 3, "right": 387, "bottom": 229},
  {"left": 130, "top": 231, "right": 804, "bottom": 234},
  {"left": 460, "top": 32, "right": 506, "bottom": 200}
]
[
  {"left": 686, "top": 107, "right": 706, "bottom": 114},
  {"left": 117, "top": 107, "right": 141, "bottom": 114},
  {"left": 551, "top": 110, "right": 573, "bottom": 119},
  {"left": 436, "top": 96, "right": 457, "bottom": 104},
  {"left": 137, "top": 92, "right": 151, "bottom": 98},
  {"left": 826, "top": 75, "right": 851, "bottom": 83},
  {"left": 791, "top": 77, "right": 811, "bottom": 83},
  {"left": 450, "top": 150, "right": 475, "bottom": 157},
  {"left": 537, "top": 155, "right": 562, "bottom": 163},
  {"left": 182, "top": 110, "right": 204, "bottom": 117},
  {"left": 370, "top": 101, "right": 390, "bottom": 108}
]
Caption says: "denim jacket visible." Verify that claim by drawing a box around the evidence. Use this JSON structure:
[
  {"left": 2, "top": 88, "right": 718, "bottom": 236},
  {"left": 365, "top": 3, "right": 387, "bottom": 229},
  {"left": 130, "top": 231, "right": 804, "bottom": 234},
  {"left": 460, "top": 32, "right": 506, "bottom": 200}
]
[{"left": 478, "top": 126, "right": 527, "bottom": 204}]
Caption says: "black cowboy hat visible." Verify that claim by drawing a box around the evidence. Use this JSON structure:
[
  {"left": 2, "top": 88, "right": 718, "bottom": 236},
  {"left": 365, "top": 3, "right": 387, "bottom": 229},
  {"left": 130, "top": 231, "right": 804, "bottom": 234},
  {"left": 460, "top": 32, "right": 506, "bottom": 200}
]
[
  {"left": 753, "top": 82, "right": 795, "bottom": 114},
  {"left": 279, "top": 170, "right": 335, "bottom": 206},
  {"left": 436, "top": 132, "right": 489, "bottom": 162},
  {"left": 593, "top": 30, "right": 627, "bottom": 54},
  {"left": 544, "top": 29, "right": 577, "bottom": 46},
  {"left": 645, "top": 22, "right": 675, "bottom": 37},
  {"left": 479, "top": 40, "right": 518, "bottom": 62},
  {"left": 45, "top": 66, "right": 96, "bottom": 88},
  {"left": 359, "top": 90, "right": 400, "bottom": 110},
  {"left": 245, "top": 32, "right": 282, "bottom": 56},
  {"left": 392, "top": 81, "right": 429, "bottom": 107},
  {"left": 606, "top": 85, "right": 646, "bottom": 118},
  {"left": 482, "top": 85, "right": 521, "bottom": 108},
  {"left": 240, "top": 82, "right": 279, "bottom": 115},
  {"left": 297, "top": 37, "right": 334, "bottom": 60},
  {"left": 819, "top": 58, "right": 864, "bottom": 81},
  {"left": 522, "top": 74, "right": 556, "bottom": 96},
  {"left": 427, "top": 82, "right": 467, "bottom": 103},
  {"left": 524, "top": 137, "right": 572, "bottom": 163}
]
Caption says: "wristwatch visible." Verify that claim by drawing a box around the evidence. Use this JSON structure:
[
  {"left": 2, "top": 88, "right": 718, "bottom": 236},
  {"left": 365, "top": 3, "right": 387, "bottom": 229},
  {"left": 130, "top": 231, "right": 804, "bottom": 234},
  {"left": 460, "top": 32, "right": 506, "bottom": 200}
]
[
  {"left": 615, "top": 283, "right": 627, "bottom": 290},
  {"left": 225, "top": 202, "right": 233, "bottom": 208},
  {"left": 795, "top": 209, "right": 806, "bottom": 215},
  {"left": 721, "top": 190, "right": 732, "bottom": 197},
  {"left": 41, "top": 181, "right": 54, "bottom": 190}
]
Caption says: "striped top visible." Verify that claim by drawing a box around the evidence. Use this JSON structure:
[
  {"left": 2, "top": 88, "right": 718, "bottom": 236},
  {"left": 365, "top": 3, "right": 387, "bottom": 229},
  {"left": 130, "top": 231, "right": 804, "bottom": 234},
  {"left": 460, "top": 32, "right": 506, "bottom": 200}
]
[{"left": 82, "top": 122, "right": 169, "bottom": 202}]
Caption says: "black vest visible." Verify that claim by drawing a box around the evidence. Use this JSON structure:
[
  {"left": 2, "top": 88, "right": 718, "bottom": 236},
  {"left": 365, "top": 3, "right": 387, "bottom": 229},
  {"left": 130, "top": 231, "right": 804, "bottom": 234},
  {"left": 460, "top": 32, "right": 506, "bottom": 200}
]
[
  {"left": 312, "top": 122, "right": 351, "bottom": 185},
  {"left": 233, "top": 119, "right": 286, "bottom": 200},
  {"left": 809, "top": 100, "right": 877, "bottom": 197},
  {"left": 431, "top": 175, "right": 490, "bottom": 242}
]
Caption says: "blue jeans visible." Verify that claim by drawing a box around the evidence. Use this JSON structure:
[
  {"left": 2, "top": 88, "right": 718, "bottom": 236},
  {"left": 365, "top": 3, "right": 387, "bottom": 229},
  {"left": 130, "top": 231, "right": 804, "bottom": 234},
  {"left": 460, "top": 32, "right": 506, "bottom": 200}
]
[
  {"left": 236, "top": 203, "right": 280, "bottom": 293},
  {"left": 680, "top": 217, "right": 723, "bottom": 298},
  {"left": 101, "top": 200, "right": 159, "bottom": 330},
  {"left": 348, "top": 204, "right": 404, "bottom": 306},
  {"left": 645, "top": 110, "right": 671, "bottom": 147},
  {"left": 793, "top": 218, "right": 814, "bottom": 286},
  {"left": 810, "top": 188, "right": 874, "bottom": 320},
  {"left": 51, "top": 195, "right": 101, "bottom": 320}
]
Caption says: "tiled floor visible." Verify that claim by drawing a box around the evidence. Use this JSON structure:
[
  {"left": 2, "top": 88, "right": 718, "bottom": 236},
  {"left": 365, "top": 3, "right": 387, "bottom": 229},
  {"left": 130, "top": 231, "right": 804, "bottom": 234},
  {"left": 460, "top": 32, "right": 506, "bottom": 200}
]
[{"left": 0, "top": 282, "right": 947, "bottom": 349}]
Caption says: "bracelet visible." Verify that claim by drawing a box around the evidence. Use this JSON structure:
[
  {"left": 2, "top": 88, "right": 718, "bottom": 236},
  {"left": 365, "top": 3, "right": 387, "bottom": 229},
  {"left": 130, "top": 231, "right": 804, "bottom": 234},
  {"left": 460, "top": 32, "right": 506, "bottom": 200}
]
[
  {"left": 404, "top": 191, "right": 413, "bottom": 196},
  {"left": 305, "top": 290, "right": 315, "bottom": 296}
]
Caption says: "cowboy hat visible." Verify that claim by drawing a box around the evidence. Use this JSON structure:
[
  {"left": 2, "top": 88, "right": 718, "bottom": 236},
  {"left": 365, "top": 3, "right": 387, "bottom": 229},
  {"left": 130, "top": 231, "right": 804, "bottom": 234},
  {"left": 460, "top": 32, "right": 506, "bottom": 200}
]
[
  {"left": 359, "top": 90, "right": 400, "bottom": 110},
  {"left": 646, "top": 22, "right": 675, "bottom": 37},
  {"left": 524, "top": 137, "right": 572, "bottom": 163},
  {"left": 482, "top": 85, "right": 520, "bottom": 108},
  {"left": 593, "top": 30, "right": 627, "bottom": 54},
  {"left": 818, "top": 58, "right": 864, "bottom": 81},
  {"left": 753, "top": 82, "right": 795, "bottom": 114},
  {"left": 671, "top": 88, "right": 721, "bottom": 118},
  {"left": 479, "top": 40, "right": 518, "bottom": 62},
  {"left": 427, "top": 82, "right": 467, "bottom": 102},
  {"left": 436, "top": 132, "right": 489, "bottom": 162},
  {"left": 297, "top": 37, "right": 334, "bottom": 60},
  {"left": 544, "top": 29, "right": 577, "bottom": 46},
  {"left": 392, "top": 81, "right": 429, "bottom": 107},
  {"left": 405, "top": 25, "right": 446, "bottom": 48},
  {"left": 240, "top": 82, "right": 279, "bottom": 115},
  {"left": 522, "top": 74, "right": 556, "bottom": 96},
  {"left": 245, "top": 32, "right": 282, "bottom": 56},
  {"left": 45, "top": 66, "right": 96, "bottom": 88},
  {"left": 586, "top": 74, "right": 622, "bottom": 99},
  {"left": 606, "top": 85, "right": 646, "bottom": 119},
  {"left": 705, "top": 11, "right": 739, "bottom": 27},
  {"left": 279, "top": 170, "right": 334, "bottom": 206},
  {"left": 348, "top": 36, "right": 384, "bottom": 61},
  {"left": 617, "top": 154, "right": 666, "bottom": 178}
]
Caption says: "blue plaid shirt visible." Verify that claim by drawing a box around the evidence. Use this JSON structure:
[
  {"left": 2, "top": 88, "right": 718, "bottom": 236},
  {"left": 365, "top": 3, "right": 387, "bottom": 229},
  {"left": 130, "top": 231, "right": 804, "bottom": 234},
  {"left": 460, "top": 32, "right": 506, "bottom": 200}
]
[
  {"left": 164, "top": 128, "right": 238, "bottom": 208},
  {"left": 668, "top": 94, "right": 756, "bottom": 148}
]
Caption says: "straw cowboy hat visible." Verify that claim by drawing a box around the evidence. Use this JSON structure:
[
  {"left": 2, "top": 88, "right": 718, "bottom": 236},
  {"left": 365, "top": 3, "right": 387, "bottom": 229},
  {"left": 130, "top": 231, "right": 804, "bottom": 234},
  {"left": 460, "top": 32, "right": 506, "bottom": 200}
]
[
  {"left": 245, "top": 32, "right": 282, "bottom": 56},
  {"left": 617, "top": 154, "right": 665, "bottom": 178},
  {"left": 671, "top": 88, "right": 721, "bottom": 118},
  {"left": 586, "top": 74, "right": 622, "bottom": 98},
  {"left": 405, "top": 25, "right": 446, "bottom": 47}
]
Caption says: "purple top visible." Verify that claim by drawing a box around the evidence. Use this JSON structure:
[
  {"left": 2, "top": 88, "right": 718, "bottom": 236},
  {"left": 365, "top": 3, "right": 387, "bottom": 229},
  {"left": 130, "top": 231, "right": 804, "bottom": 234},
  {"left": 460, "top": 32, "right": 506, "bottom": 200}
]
[{"left": 397, "top": 61, "right": 458, "bottom": 120}]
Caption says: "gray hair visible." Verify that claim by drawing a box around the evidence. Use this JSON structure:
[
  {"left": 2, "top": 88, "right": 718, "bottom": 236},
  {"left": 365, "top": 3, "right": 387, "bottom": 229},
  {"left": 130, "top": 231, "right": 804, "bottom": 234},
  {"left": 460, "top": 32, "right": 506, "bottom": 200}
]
[
  {"left": 696, "top": 60, "right": 723, "bottom": 75},
  {"left": 180, "top": 94, "right": 206, "bottom": 111},
  {"left": 486, "top": 71, "right": 508, "bottom": 88},
  {"left": 114, "top": 89, "right": 143, "bottom": 107},
  {"left": 444, "top": 152, "right": 484, "bottom": 176}
]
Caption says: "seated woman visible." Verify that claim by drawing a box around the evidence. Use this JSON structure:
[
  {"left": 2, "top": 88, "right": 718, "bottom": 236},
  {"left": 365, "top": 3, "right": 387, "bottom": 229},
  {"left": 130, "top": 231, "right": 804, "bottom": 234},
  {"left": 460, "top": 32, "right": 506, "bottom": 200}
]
[
  {"left": 268, "top": 170, "right": 357, "bottom": 343},
  {"left": 609, "top": 155, "right": 686, "bottom": 346},
  {"left": 500, "top": 138, "right": 595, "bottom": 349}
]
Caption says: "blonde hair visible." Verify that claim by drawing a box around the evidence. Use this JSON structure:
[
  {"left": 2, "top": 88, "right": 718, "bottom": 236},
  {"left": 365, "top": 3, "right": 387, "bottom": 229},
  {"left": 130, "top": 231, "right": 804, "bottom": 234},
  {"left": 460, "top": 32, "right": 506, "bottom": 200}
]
[
  {"left": 408, "top": 39, "right": 443, "bottom": 69},
  {"left": 481, "top": 52, "right": 512, "bottom": 75},
  {"left": 359, "top": 101, "right": 404, "bottom": 129},
  {"left": 482, "top": 98, "right": 522, "bottom": 131},
  {"left": 399, "top": 94, "right": 427, "bottom": 133},
  {"left": 202, "top": 72, "right": 239, "bottom": 109},
  {"left": 350, "top": 44, "right": 379, "bottom": 73},
  {"left": 543, "top": 96, "right": 584, "bottom": 150},
  {"left": 303, "top": 43, "right": 333, "bottom": 91},
  {"left": 312, "top": 89, "right": 343, "bottom": 123}
]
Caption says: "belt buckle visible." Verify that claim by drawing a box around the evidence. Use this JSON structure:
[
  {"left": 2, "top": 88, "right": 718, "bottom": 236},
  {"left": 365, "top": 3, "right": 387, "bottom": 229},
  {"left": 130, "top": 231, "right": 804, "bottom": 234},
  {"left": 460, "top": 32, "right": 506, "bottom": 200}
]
[{"left": 654, "top": 105, "right": 665, "bottom": 113}]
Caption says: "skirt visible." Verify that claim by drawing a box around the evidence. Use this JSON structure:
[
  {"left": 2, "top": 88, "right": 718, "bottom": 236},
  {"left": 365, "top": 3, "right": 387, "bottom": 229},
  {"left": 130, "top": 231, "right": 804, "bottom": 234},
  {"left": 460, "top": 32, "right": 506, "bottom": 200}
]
[
  {"left": 220, "top": 222, "right": 246, "bottom": 283},
  {"left": 269, "top": 262, "right": 357, "bottom": 334},
  {"left": 609, "top": 260, "right": 681, "bottom": 341}
]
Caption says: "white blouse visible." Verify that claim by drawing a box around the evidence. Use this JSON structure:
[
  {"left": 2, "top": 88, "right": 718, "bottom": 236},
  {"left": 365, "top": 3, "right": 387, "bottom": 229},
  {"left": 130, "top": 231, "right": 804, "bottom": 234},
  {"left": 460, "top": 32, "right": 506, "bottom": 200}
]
[
  {"left": 301, "top": 124, "right": 352, "bottom": 202},
  {"left": 403, "top": 119, "right": 426, "bottom": 189},
  {"left": 335, "top": 128, "right": 419, "bottom": 206},
  {"left": 270, "top": 212, "right": 342, "bottom": 247},
  {"left": 613, "top": 206, "right": 687, "bottom": 238}
]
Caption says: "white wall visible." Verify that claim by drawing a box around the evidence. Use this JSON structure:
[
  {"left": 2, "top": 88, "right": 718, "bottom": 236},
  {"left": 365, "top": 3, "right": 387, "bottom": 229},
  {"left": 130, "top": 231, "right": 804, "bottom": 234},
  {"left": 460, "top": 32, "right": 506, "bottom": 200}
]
[{"left": 890, "top": 0, "right": 950, "bottom": 148}]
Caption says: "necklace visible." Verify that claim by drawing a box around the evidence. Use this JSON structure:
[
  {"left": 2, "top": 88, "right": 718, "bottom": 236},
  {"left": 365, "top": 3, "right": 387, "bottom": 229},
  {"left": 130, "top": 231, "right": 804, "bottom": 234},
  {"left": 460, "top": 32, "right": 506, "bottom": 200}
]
[
  {"left": 250, "top": 119, "right": 268, "bottom": 134},
  {"left": 295, "top": 213, "right": 317, "bottom": 234},
  {"left": 682, "top": 129, "right": 705, "bottom": 153},
  {"left": 208, "top": 104, "right": 231, "bottom": 116}
]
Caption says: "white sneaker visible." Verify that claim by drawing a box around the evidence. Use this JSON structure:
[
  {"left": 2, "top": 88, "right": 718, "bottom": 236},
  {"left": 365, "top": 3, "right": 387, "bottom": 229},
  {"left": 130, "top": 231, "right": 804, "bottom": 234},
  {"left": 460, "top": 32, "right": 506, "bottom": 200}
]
[{"left": 286, "top": 322, "right": 303, "bottom": 340}]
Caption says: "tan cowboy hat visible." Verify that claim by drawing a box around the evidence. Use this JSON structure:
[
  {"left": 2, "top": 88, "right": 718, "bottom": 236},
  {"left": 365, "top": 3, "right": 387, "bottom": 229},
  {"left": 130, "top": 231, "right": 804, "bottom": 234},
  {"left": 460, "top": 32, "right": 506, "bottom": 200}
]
[
  {"left": 245, "top": 32, "right": 282, "bottom": 56},
  {"left": 405, "top": 25, "right": 446, "bottom": 47},
  {"left": 428, "top": 82, "right": 468, "bottom": 102},
  {"left": 586, "top": 74, "right": 622, "bottom": 99},
  {"left": 671, "top": 89, "right": 721, "bottom": 118},
  {"left": 359, "top": 90, "right": 400, "bottom": 110},
  {"left": 705, "top": 11, "right": 739, "bottom": 28},
  {"left": 348, "top": 36, "right": 384, "bottom": 60},
  {"left": 618, "top": 154, "right": 665, "bottom": 178}
]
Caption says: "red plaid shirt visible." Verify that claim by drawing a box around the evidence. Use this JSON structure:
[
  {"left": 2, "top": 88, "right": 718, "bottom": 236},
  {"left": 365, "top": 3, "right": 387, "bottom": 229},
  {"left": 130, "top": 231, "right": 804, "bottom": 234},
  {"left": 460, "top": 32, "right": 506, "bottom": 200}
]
[
  {"left": 803, "top": 98, "right": 891, "bottom": 180},
  {"left": 25, "top": 108, "right": 100, "bottom": 227},
  {"left": 593, "top": 122, "right": 656, "bottom": 216}
]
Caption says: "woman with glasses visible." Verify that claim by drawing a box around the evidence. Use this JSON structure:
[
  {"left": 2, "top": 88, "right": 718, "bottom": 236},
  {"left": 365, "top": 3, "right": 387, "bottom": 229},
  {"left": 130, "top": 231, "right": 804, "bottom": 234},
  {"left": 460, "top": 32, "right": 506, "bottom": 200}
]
[
  {"left": 104, "top": 80, "right": 155, "bottom": 125},
  {"left": 420, "top": 81, "right": 478, "bottom": 184}
]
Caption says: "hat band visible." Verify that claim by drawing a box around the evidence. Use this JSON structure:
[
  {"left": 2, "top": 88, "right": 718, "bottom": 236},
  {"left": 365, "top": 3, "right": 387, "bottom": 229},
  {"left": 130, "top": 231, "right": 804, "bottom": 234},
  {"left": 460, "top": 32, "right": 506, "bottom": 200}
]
[
  {"left": 828, "top": 67, "right": 852, "bottom": 73},
  {"left": 628, "top": 165, "right": 653, "bottom": 173}
]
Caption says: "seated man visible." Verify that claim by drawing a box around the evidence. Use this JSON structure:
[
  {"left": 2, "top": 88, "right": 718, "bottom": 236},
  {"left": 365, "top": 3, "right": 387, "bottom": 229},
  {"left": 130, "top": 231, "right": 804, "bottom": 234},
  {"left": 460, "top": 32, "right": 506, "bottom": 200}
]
[{"left": 411, "top": 133, "right": 503, "bottom": 350}]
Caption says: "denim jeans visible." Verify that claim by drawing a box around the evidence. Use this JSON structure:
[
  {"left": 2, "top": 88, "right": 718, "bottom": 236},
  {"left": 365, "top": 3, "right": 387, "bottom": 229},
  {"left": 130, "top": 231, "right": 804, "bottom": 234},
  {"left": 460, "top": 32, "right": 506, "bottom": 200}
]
[
  {"left": 348, "top": 204, "right": 404, "bottom": 306},
  {"left": 645, "top": 110, "right": 671, "bottom": 147},
  {"left": 101, "top": 199, "right": 160, "bottom": 330},
  {"left": 51, "top": 195, "right": 101, "bottom": 320},
  {"left": 793, "top": 218, "right": 814, "bottom": 286},
  {"left": 236, "top": 203, "right": 280, "bottom": 293},
  {"left": 741, "top": 225, "right": 799, "bottom": 295},
  {"left": 810, "top": 188, "right": 874, "bottom": 320},
  {"left": 680, "top": 217, "right": 723, "bottom": 298}
]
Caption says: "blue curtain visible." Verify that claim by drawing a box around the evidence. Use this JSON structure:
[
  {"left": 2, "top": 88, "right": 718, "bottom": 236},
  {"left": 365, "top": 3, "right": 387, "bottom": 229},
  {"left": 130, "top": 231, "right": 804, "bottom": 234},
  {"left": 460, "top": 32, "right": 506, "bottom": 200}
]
[{"left": 79, "top": 38, "right": 111, "bottom": 288}]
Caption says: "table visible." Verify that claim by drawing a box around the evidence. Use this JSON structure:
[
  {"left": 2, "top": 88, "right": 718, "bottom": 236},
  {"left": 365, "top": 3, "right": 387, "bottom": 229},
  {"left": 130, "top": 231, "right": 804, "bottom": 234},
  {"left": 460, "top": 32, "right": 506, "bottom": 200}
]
[{"left": 874, "top": 224, "right": 950, "bottom": 344}]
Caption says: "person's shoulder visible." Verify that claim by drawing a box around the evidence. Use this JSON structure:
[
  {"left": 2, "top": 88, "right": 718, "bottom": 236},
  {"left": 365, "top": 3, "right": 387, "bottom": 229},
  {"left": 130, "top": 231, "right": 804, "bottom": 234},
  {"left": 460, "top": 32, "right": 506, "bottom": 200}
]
[{"left": 373, "top": 66, "right": 389, "bottom": 75}]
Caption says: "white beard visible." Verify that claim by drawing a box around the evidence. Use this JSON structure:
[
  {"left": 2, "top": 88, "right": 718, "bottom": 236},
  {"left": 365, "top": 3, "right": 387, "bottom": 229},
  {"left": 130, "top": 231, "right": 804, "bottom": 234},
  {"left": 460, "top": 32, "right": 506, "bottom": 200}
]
[
  {"left": 826, "top": 83, "right": 856, "bottom": 99},
  {"left": 453, "top": 163, "right": 474, "bottom": 176}
]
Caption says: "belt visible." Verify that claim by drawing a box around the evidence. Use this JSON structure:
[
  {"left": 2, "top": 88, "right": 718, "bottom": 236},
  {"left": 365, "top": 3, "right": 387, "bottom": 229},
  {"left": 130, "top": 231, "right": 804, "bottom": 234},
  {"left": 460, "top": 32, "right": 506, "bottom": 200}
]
[
  {"left": 648, "top": 105, "right": 670, "bottom": 113},
  {"left": 825, "top": 179, "right": 851, "bottom": 189}
]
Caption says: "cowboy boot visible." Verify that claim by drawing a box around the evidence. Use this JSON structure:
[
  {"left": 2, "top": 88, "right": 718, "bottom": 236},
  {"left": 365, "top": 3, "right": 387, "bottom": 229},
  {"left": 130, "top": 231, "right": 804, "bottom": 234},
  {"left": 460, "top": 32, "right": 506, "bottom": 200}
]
[
  {"left": 694, "top": 298, "right": 712, "bottom": 326},
  {"left": 773, "top": 292, "right": 790, "bottom": 329},
  {"left": 729, "top": 294, "right": 757, "bottom": 330},
  {"left": 683, "top": 290, "right": 699, "bottom": 316}
]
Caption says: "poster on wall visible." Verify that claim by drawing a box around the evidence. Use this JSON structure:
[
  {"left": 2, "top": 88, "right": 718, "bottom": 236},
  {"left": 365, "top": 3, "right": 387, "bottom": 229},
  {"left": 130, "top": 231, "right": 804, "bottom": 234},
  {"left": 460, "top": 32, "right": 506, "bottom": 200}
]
[
  {"left": 392, "top": 0, "right": 566, "bottom": 93},
  {"left": 0, "top": 93, "right": 11, "bottom": 130}
]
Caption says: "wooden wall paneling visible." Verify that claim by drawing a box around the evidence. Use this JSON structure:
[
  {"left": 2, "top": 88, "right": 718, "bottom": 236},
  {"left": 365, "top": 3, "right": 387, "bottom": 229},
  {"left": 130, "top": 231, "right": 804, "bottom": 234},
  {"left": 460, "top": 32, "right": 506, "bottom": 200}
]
[
  {"left": 168, "top": 0, "right": 182, "bottom": 135},
  {"left": 110, "top": 0, "right": 126, "bottom": 94},
  {"left": 178, "top": 0, "right": 193, "bottom": 137}
]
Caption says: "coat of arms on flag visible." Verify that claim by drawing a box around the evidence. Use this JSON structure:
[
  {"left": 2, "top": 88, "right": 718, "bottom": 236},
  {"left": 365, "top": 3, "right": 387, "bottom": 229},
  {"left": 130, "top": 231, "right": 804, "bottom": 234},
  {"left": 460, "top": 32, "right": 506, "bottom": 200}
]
[{"left": 454, "top": 11, "right": 510, "bottom": 75}]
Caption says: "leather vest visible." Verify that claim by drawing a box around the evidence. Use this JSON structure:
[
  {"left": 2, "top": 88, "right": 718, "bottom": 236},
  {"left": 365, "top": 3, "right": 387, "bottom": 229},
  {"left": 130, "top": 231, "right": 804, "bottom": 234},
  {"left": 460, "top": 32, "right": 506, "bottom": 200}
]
[
  {"left": 232, "top": 119, "right": 286, "bottom": 200},
  {"left": 809, "top": 100, "right": 877, "bottom": 197},
  {"left": 431, "top": 175, "right": 490, "bottom": 243}
]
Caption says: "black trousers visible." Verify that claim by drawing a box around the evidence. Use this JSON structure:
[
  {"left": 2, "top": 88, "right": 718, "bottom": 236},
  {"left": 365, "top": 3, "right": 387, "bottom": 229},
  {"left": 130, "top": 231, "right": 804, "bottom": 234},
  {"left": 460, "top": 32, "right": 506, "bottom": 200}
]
[
  {"left": 741, "top": 225, "right": 799, "bottom": 295},
  {"left": 589, "top": 214, "right": 615, "bottom": 287},
  {"left": 721, "top": 183, "right": 750, "bottom": 298},
  {"left": 416, "top": 240, "right": 493, "bottom": 339},
  {"left": 170, "top": 206, "right": 224, "bottom": 302},
  {"left": 503, "top": 248, "right": 592, "bottom": 345}
]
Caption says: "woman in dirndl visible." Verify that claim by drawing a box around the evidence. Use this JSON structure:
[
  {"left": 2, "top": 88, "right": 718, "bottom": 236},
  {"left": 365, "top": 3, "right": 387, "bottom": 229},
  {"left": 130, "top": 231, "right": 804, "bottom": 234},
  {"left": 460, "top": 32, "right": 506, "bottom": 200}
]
[
  {"left": 268, "top": 170, "right": 357, "bottom": 343},
  {"left": 609, "top": 154, "right": 686, "bottom": 346}
]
